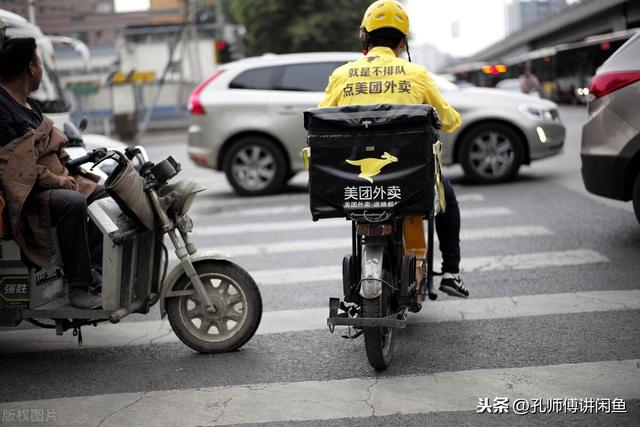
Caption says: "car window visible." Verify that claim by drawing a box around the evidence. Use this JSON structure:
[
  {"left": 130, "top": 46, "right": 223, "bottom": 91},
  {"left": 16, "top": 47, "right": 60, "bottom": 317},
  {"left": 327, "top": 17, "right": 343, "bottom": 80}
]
[
  {"left": 229, "top": 66, "right": 279, "bottom": 90},
  {"left": 275, "top": 62, "right": 345, "bottom": 92},
  {"left": 602, "top": 32, "right": 640, "bottom": 71}
]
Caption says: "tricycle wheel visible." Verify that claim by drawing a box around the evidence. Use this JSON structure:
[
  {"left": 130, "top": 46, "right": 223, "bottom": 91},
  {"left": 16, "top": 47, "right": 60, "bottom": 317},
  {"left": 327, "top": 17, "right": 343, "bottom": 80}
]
[
  {"left": 362, "top": 272, "right": 395, "bottom": 370},
  {"left": 166, "top": 260, "right": 262, "bottom": 353}
]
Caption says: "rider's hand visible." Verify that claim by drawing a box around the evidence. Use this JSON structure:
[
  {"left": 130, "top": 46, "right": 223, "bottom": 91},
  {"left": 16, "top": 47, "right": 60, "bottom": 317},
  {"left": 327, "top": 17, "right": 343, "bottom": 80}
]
[{"left": 58, "top": 176, "right": 77, "bottom": 190}]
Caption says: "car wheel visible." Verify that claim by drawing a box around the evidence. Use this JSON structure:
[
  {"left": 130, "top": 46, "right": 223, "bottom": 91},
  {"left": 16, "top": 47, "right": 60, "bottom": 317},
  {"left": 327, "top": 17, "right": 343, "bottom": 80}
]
[
  {"left": 459, "top": 123, "right": 525, "bottom": 184},
  {"left": 223, "top": 136, "right": 288, "bottom": 196},
  {"left": 633, "top": 172, "right": 640, "bottom": 226}
]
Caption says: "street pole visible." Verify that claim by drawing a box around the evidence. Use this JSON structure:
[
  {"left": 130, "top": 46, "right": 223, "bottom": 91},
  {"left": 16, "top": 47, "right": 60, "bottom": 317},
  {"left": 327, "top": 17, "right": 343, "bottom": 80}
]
[
  {"left": 28, "top": 0, "right": 37, "bottom": 24},
  {"left": 215, "top": 0, "right": 224, "bottom": 39},
  {"left": 137, "top": 0, "right": 191, "bottom": 139}
]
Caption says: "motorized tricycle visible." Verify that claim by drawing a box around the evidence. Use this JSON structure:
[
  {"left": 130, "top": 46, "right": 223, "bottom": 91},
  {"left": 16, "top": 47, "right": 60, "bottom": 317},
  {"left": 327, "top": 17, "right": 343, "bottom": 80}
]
[
  {"left": 304, "top": 104, "right": 442, "bottom": 370},
  {"left": 0, "top": 134, "right": 262, "bottom": 353}
]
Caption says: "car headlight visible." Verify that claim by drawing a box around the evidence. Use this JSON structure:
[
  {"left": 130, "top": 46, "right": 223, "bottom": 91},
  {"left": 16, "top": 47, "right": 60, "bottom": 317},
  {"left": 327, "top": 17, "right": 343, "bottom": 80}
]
[{"left": 518, "top": 104, "right": 560, "bottom": 122}]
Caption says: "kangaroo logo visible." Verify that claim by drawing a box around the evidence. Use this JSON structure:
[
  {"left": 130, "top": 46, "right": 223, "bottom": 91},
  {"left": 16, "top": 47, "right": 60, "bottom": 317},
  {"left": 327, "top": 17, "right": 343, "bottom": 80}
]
[{"left": 346, "top": 152, "right": 398, "bottom": 183}]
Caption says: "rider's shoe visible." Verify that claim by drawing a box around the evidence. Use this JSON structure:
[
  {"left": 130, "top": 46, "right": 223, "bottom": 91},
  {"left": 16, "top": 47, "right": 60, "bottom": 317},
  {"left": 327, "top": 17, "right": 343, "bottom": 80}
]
[
  {"left": 439, "top": 273, "right": 469, "bottom": 298},
  {"left": 68, "top": 287, "right": 102, "bottom": 310}
]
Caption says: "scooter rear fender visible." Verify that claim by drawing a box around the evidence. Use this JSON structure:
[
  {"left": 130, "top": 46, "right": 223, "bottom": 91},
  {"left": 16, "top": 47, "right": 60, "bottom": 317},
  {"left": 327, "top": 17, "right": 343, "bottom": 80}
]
[
  {"left": 159, "top": 251, "right": 228, "bottom": 318},
  {"left": 359, "top": 244, "right": 385, "bottom": 299}
]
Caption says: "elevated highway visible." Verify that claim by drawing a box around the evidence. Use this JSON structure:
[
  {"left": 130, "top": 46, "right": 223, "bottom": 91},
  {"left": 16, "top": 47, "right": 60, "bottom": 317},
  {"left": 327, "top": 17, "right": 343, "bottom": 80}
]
[{"left": 465, "top": 0, "right": 640, "bottom": 63}]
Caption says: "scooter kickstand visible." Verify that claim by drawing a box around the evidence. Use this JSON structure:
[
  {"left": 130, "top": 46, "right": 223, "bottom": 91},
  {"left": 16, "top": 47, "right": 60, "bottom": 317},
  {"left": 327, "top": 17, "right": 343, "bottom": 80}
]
[{"left": 72, "top": 326, "right": 83, "bottom": 346}]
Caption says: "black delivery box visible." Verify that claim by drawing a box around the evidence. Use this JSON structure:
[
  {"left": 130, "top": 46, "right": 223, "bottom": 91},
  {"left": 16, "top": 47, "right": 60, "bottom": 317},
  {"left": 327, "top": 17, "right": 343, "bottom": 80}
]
[{"left": 304, "top": 104, "right": 441, "bottom": 221}]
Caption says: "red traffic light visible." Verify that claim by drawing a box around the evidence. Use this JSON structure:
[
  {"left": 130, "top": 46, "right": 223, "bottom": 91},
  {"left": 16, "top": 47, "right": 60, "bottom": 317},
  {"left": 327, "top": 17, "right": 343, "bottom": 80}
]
[{"left": 482, "top": 64, "right": 507, "bottom": 75}]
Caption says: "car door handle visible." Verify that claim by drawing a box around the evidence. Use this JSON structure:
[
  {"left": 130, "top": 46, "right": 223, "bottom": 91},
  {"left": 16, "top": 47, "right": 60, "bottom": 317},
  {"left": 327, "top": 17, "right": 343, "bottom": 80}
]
[{"left": 276, "top": 106, "right": 300, "bottom": 115}]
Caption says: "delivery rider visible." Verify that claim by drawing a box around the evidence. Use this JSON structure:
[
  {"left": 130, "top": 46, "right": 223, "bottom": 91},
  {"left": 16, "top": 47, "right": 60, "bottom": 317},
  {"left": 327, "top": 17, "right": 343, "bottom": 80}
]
[{"left": 319, "top": 0, "right": 468, "bottom": 298}]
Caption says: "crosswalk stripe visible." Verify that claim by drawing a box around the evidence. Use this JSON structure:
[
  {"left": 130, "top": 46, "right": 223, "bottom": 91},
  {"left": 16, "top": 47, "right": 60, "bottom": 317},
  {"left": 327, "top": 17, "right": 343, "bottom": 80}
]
[
  {"left": 461, "top": 206, "right": 512, "bottom": 218},
  {"left": 211, "top": 205, "right": 308, "bottom": 218},
  {"left": 195, "top": 207, "right": 513, "bottom": 236},
  {"left": 251, "top": 249, "right": 608, "bottom": 285},
  {"left": 201, "top": 194, "right": 486, "bottom": 219},
  {"left": 198, "top": 226, "right": 552, "bottom": 258},
  {"left": 2, "top": 359, "right": 638, "bottom": 425},
  {"left": 461, "top": 225, "right": 553, "bottom": 240},
  {"left": 1, "top": 289, "right": 635, "bottom": 353},
  {"left": 211, "top": 238, "right": 350, "bottom": 257},
  {"left": 196, "top": 218, "right": 346, "bottom": 235},
  {"left": 192, "top": 192, "right": 486, "bottom": 215},
  {"left": 253, "top": 265, "right": 342, "bottom": 285},
  {"left": 457, "top": 193, "right": 485, "bottom": 202},
  {"left": 461, "top": 249, "right": 609, "bottom": 272},
  {"left": 192, "top": 193, "right": 307, "bottom": 211}
]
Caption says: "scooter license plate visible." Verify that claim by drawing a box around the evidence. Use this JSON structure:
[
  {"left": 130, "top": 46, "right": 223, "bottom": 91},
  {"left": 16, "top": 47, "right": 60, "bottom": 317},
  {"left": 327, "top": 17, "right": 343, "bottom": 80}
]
[{"left": 0, "top": 276, "right": 30, "bottom": 309}]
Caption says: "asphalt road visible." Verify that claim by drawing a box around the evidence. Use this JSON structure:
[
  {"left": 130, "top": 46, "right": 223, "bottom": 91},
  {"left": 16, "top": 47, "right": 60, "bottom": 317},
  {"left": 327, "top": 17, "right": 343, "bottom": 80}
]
[{"left": 0, "top": 105, "right": 639, "bottom": 426}]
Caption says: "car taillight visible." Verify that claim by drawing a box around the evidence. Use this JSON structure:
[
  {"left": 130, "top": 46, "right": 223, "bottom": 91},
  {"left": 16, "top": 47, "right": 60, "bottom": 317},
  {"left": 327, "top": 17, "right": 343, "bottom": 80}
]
[
  {"left": 188, "top": 70, "right": 224, "bottom": 116},
  {"left": 589, "top": 70, "right": 640, "bottom": 99}
]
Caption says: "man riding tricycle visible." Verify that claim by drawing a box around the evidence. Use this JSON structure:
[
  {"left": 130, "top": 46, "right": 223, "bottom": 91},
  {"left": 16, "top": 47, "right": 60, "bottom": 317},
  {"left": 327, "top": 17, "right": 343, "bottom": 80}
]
[
  {"left": 0, "top": 36, "right": 261, "bottom": 353},
  {"left": 0, "top": 142, "right": 262, "bottom": 353}
]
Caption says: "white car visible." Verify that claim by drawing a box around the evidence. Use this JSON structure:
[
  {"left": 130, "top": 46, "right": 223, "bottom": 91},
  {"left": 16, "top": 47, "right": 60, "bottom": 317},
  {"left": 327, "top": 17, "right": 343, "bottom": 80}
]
[{"left": 188, "top": 52, "right": 565, "bottom": 196}]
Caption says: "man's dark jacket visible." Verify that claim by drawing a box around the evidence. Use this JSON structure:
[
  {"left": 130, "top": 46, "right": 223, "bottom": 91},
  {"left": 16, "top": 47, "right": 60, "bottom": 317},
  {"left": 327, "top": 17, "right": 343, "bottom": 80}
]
[{"left": 0, "top": 116, "right": 98, "bottom": 268}]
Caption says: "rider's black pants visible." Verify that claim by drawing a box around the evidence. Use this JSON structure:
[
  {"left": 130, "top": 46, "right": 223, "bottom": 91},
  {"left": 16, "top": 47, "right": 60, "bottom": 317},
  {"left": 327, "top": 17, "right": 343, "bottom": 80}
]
[
  {"left": 49, "top": 186, "right": 108, "bottom": 288},
  {"left": 435, "top": 177, "right": 461, "bottom": 274}
]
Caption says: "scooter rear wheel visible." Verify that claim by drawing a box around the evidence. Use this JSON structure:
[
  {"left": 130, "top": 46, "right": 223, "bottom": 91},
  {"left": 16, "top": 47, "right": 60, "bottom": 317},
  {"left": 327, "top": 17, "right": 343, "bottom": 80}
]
[
  {"left": 167, "top": 260, "right": 262, "bottom": 353},
  {"left": 362, "top": 273, "right": 395, "bottom": 370}
]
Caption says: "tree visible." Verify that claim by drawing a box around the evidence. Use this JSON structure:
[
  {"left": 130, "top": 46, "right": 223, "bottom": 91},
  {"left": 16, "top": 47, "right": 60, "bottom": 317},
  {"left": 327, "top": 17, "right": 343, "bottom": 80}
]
[{"left": 228, "top": 0, "right": 373, "bottom": 56}]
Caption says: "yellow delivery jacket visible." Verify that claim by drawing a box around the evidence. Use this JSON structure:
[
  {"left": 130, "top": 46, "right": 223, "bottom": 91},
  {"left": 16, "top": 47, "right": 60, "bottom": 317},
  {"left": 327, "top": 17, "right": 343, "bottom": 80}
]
[{"left": 318, "top": 46, "right": 462, "bottom": 133}]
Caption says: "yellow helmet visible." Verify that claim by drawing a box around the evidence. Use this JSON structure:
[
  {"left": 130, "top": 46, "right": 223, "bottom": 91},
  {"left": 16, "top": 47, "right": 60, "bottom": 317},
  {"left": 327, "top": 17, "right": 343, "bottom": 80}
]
[{"left": 361, "top": 0, "right": 409, "bottom": 36}]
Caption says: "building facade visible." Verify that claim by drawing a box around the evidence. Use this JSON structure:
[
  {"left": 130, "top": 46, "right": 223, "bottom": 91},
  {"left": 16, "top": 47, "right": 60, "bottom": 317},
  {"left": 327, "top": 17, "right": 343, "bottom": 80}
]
[{"left": 507, "top": 0, "right": 568, "bottom": 34}]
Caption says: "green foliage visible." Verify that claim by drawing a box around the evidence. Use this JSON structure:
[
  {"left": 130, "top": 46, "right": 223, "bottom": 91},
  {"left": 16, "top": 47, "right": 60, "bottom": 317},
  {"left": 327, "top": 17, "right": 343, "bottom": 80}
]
[{"left": 228, "top": 0, "right": 373, "bottom": 56}]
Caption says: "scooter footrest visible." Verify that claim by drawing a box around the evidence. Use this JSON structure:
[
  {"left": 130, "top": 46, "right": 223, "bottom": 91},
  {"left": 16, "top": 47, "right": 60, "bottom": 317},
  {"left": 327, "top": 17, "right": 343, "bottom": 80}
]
[{"left": 329, "top": 297, "right": 340, "bottom": 318}]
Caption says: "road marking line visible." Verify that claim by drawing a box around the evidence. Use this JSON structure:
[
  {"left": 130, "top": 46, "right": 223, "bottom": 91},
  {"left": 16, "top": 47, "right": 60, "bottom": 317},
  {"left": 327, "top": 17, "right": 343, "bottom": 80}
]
[
  {"left": 461, "top": 225, "right": 553, "bottom": 240},
  {"left": 253, "top": 265, "right": 342, "bottom": 285},
  {"left": 198, "top": 194, "right": 486, "bottom": 219},
  {"left": 251, "top": 249, "right": 608, "bottom": 285},
  {"left": 195, "top": 207, "right": 513, "bottom": 236},
  {"left": 2, "top": 359, "right": 638, "bottom": 425},
  {"left": 192, "top": 193, "right": 308, "bottom": 211},
  {"left": 457, "top": 193, "right": 485, "bottom": 202},
  {"left": 0, "top": 289, "right": 635, "bottom": 353},
  {"left": 213, "top": 238, "right": 351, "bottom": 257},
  {"left": 196, "top": 218, "right": 346, "bottom": 235},
  {"left": 461, "top": 207, "right": 512, "bottom": 218},
  {"left": 187, "top": 226, "right": 552, "bottom": 258},
  {"left": 212, "top": 205, "right": 308, "bottom": 218},
  {"left": 192, "top": 193, "right": 485, "bottom": 214},
  {"left": 461, "top": 249, "right": 609, "bottom": 272}
]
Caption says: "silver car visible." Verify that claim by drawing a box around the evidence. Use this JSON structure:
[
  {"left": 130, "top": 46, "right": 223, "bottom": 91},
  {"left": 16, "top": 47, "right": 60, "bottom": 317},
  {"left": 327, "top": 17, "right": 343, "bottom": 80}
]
[
  {"left": 188, "top": 52, "right": 565, "bottom": 196},
  {"left": 581, "top": 32, "right": 640, "bottom": 224}
]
